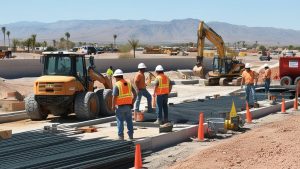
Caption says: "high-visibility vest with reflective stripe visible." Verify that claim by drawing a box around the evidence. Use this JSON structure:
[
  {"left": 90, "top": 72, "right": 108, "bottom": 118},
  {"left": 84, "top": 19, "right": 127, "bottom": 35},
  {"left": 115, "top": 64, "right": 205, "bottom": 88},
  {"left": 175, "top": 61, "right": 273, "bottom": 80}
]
[
  {"left": 115, "top": 79, "right": 133, "bottom": 105},
  {"left": 155, "top": 74, "right": 170, "bottom": 95}
]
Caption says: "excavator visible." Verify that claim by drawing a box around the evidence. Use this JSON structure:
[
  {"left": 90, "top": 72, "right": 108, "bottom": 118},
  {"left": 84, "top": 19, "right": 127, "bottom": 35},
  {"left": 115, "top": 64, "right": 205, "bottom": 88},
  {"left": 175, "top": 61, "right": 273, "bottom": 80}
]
[
  {"left": 25, "top": 52, "right": 119, "bottom": 120},
  {"left": 195, "top": 21, "right": 245, "bottom": 86}
]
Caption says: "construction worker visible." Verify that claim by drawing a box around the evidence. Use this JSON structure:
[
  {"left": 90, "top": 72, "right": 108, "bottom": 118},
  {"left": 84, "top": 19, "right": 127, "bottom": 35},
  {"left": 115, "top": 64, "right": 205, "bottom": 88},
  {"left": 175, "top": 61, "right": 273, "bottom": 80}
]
[
  {"left": 241, "top": 63, "right": 258, "bottom": 104},
  {"left": 263, "top": 63, "right": 272, "bottom": 94},
  {"left": 112, "top": 69, "right": 135, "bottom": 140},
  {"left": 134, "top": 63, "right": 153, "bottom": 113},
  {"left": 153, "top": 65, "right": 173, "bottom": 124},
  {"left": 106, "top": 66, "right": 114, "bottom": 77}
]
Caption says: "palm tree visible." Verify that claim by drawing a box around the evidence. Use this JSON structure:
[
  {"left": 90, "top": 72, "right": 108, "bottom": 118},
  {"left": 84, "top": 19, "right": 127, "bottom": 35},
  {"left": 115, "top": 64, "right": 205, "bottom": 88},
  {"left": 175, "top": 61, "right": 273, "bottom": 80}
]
[
  {"left": 128, "top": 38, "right": 139, "bottom": 58},
  {"left": 24, "top": 38, "right": 32, "bottom": 53},
  {"left": 113, "top": 34, "right": 117, "bottom": 50},
  {"left": 6, "top": 31, "right": 10, "bottom": 47},
  {"left": 65, "top": 32, "right": 70, "bottom": 50},
  {"left": 52, "top": 40, "right": 56, "bottom": 47},
  {"left": 43, "top": 41, "right": 47, "bottom": 48},
  {"left": 31, "top": 34, "right": 37, "bottom": 52},
  {"left": 12, "top": 39, "right": 19, "bottom": 52},
  {"left": 1, "top": 27, "right": 6, "bottom": 46}
]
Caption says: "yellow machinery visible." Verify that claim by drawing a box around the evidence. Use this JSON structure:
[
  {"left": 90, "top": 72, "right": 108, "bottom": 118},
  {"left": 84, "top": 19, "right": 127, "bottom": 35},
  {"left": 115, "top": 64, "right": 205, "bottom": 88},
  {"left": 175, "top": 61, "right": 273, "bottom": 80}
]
[
  {"left": 25, "top": 52, "right": 116, "bottom": 120},
  {"left": 195, "top": 21, "right": 245, "bottom": 86},
  {"left": 224, "top": 101, "right": 244, "bottom": 130}
]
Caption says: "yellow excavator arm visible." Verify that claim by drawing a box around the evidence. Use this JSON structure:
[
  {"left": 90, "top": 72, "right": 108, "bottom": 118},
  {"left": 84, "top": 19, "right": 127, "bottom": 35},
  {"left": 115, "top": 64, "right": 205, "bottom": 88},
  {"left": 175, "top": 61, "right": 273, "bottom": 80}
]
[{"left": 197, "top": 21, "right": 226, "bottom": 63}]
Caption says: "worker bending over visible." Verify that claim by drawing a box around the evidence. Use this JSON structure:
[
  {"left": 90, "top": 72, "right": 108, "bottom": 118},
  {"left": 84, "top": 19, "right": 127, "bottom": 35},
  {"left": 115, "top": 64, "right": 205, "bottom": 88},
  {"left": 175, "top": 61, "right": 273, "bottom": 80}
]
[
  {"left": 112, "top": 69, "right": 135, "bottom": 140},
  {"left": 241, "top": 63, "right": 258, "bottom": 104},
  {"left": 153, "top": 65, "right": 173, "bottom": 124},
  {"left": 263, "top": 64, "right": 272, "bottom": 95},
  {"left": 134, "top": 63, "right": 153, "bottom": 113}
]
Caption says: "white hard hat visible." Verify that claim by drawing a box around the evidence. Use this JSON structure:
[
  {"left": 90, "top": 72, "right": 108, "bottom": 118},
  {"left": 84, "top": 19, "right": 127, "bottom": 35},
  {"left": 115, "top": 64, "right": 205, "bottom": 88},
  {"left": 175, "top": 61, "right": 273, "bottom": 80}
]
[
  {"left": 263, "top": 63, "right": 269, "bottom": 68},
  {"left": 245, "top": 63, "right": 251, "bottom": 69},
  {"left": 138, "top": 63, "right": 147, "bottom": 69},
  {"left": 155, "top": 65, "right": 164, "bottom": 71},
  {"left": 113, "top": 69, "right": 124, "bottom": 76}
]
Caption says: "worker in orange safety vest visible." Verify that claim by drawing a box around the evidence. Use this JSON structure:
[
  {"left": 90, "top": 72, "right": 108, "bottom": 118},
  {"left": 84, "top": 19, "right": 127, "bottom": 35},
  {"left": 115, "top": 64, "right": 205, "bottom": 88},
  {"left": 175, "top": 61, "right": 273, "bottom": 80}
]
[
  {"left": 152, "top": 65, "right": 173, "bottom": 124},
  {"left": 112, "top": 69, "right": 136, "bottom": 140}
]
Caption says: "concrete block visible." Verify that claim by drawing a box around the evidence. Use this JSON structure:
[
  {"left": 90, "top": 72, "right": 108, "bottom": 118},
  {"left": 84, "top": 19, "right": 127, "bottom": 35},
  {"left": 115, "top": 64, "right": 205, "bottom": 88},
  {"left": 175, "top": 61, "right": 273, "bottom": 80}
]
[
  {"left": 173, "top": 79, "right": 199, "bottom": 85},
  {"left": 0, "top": 129, "right": 12, "bottom": 139},
  {"left": 168, "top": 92, "right": 178, "bottom": 98}
]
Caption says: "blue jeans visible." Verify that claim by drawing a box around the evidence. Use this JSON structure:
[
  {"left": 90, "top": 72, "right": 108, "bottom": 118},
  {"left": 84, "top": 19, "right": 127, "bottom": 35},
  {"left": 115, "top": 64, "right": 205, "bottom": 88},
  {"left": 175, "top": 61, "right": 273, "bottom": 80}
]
[
  {"left": 245, "top": 84, "right": 257, "bottom": 104},
  {"left": 115, "top": 105, "right": 133, "bottom": 137},
  {"left": 265, "top": 79, "right": 271, "bottom": 93},
  {"left": 156, "top": 94, "right": 168, "bottom": 121},
  {"left": 134, "top": 88, "right": 153, "bottom": 112}
]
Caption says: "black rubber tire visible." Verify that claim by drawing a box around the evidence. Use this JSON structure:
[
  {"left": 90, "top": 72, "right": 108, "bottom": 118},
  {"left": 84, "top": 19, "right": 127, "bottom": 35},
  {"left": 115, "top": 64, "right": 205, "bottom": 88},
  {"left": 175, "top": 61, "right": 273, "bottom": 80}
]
[
  {"left": 280, "top": 76, "right": 292, "bottom": 86},
  {"left": 95, "top": 89, "right": 114, "bottom": 116},
  {"left": 294, "top": 77, "right": 300, "bottom": 86},
  {"left": 25, "top": 94, "right": 48, "bottom": 120},
  {"left": 74, "top": 92, "right": 100, "bottom": 120}
]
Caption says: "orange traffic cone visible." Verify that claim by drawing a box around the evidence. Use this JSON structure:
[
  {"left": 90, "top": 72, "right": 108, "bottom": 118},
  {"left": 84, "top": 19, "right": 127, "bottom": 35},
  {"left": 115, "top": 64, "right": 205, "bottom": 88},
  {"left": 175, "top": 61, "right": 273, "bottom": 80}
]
[
  {"left": 198, "top": 112, "right": 204, "bottom": 141},
  {"left": 294, "top": 98, "right": 298, "bottom": 111},
  {"left": 281, "top": 98, "right": 286, "bottom": 113},
  {"left": 134, "top": 144, "right": 142, "bottom": 169},
  {"left": 246, "top": 102, "right": 252, "bottom": 123}
]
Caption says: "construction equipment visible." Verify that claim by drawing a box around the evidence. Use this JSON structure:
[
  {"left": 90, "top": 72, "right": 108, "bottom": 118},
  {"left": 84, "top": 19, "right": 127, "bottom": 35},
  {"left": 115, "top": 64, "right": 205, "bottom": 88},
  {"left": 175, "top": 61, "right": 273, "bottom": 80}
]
[
  {"left": 195, "top": 21, "right": 245, "bottom": 86},
  {"left": 224, "top": 101, "right": 244, "bottom": 131},
  {"left": 0, "top": 46, "right": 12, "bottom": 59},
  {"left": 25, "top": 51, "right": 115, "bottom": 121}
]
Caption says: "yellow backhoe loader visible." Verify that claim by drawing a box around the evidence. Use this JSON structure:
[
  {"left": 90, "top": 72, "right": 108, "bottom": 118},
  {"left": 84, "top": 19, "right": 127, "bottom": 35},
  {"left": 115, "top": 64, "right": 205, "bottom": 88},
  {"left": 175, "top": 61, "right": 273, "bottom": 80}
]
[
  {"left": 25, "top": 52, "right": 118, "bottom": 120},
  {"left": 195, "top": 21, "right": 245, "bottom": 86}
]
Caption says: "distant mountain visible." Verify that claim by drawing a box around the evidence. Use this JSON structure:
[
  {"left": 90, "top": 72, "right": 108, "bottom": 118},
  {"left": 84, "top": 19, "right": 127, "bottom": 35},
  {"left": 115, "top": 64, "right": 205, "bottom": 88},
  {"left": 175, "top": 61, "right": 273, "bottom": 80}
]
[{"left": 1, "top": 19, "right": 300, "bottom": 45}]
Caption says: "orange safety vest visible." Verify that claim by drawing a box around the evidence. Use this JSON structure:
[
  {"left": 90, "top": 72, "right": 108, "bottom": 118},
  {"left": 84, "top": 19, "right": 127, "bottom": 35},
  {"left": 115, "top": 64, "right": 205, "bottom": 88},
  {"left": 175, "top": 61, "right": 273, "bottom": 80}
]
[
  {"left": 155, "top": 74, "right": 170, "bottom": 95},
  {"left": 242, "top": 70, "right": 255, "bottom": 84},
  {"left": 115, "top": 79, "right": 133, "bottom": 106}
]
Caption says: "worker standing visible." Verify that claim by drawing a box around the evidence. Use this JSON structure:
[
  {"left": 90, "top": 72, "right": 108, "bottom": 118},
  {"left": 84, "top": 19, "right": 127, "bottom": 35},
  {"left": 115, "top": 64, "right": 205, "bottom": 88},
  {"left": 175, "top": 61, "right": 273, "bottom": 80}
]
[
  {"left": 112, "top": 69, "right": 135, "bottom": 140},
  {"left": 134, "top": 63, "right": 153, "bottom": 113},
  {"left": 106, "top": 66, "right": 114, "bottom": 77},
  {"left": 241, "top": 63, "right": 258, "bottom": 104},
  {"left": 153, "top": 65, "right": 173, "bottom": 124},
  {"left": 263, "top": 64, "right": 272, "bottom": 95}
]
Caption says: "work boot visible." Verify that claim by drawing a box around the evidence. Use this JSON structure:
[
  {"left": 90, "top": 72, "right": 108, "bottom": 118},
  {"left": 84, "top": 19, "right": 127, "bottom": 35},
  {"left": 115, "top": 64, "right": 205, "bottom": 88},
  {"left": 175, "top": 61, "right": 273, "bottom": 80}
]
[
  {"left": 154, "top": 119, "right": 162, "bottom": 125},
  {"left": 118, "top": 135, "right": 124, "bottom": 141},
  {"left": 163, "top": 119, "right": 169, "bottom": 124},
  {"left": 129, "top": 135, "right": 134, "bottom": 141}
]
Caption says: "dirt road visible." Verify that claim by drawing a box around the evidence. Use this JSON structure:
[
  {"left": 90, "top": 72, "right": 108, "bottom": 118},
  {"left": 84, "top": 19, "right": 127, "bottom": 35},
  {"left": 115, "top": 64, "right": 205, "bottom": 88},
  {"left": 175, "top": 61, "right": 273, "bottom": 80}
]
[{"left": 170, "top": 111, "right": 300, "bottom": 169}]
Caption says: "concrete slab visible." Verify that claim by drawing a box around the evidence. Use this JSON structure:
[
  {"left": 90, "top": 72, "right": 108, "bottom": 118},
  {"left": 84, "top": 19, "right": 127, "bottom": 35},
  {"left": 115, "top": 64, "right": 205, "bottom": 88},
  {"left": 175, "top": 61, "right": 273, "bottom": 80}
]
[{"left": 110, "top": 121, "right": 160, "bottom": 128}]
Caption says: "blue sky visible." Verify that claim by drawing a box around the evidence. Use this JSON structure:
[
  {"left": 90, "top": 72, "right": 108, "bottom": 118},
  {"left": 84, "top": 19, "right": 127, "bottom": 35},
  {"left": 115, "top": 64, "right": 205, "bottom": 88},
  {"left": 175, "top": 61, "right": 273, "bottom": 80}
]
[{"left": 0, "top": 0, "right": 299, "bottom": 30}]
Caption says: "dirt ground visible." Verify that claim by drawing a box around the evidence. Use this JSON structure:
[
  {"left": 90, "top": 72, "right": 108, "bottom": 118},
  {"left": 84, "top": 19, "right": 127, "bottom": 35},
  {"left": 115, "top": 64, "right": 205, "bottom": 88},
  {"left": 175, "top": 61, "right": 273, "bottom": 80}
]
[{"left": 167, "top": 111, "right": 300, "bottom": 169}]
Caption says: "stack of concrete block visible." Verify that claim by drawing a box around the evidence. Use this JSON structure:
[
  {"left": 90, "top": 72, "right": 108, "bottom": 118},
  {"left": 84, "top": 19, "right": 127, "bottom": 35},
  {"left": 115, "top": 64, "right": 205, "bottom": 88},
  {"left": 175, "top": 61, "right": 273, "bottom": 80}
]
[{"left": 0, "top": 91, "right": 25, "bottom": 111}]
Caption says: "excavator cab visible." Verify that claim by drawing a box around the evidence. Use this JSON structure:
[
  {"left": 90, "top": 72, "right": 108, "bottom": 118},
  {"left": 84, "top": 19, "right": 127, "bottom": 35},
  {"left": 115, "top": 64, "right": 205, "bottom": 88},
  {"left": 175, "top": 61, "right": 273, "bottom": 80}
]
[
  {"left": 212, "top": 57, "right": 233, "bottom": 74},
  {"left": 25, "top": 52, "right": 115, "bottom": 121}
]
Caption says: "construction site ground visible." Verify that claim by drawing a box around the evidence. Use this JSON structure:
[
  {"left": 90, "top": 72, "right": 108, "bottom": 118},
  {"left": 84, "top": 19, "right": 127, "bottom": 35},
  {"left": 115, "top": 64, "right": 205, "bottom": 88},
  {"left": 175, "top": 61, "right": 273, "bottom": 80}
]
[
  {"left": 144, "top": 109, "right": 300, "bottom": 169},
  {"left": 0, "top": 54, "right": 290, "bottom": 169}
]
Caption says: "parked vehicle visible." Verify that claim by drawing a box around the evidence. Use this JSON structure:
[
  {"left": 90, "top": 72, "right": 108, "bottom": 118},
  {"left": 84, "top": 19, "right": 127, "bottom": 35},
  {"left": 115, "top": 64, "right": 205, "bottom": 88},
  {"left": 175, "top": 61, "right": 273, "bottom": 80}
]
[
  {"left": 78, "top": 46, "right": 97, "bottom": 55},
  {"left": 259, "top": 55, "right": 272, "bottom": 61},
  {"left": 279, "top": 57, "right": 300, "bottom": 86}
]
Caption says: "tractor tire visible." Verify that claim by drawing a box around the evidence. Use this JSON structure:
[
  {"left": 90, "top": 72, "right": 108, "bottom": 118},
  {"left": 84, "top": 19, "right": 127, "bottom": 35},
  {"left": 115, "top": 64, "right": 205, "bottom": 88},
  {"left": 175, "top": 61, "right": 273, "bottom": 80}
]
[
  {"left": 74, "top": 92, "right": 100, "bottom": 120},
  {"left": 95, "top": 89, "right": 114, "bottom": 116},
  {"left": 294, "top": 77, "right": 300, "bottom": 86},
  {"left": 280, "top": 76, "right": 292, "bottom": 86},
  {"left": 25, "top": 94, "right": 48, "bottom": 121}
]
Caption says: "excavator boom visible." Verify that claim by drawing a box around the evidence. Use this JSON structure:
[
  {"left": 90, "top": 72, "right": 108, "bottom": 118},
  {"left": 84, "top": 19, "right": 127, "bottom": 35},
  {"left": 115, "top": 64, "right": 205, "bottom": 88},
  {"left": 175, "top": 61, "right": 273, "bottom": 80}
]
[{"left": 197, "top": 21, "right": 225, "bottom": 63}]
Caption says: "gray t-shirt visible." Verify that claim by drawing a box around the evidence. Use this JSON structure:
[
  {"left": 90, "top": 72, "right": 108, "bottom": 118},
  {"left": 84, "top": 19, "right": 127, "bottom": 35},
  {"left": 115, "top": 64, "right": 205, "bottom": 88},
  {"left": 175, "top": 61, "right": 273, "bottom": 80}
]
[{"left": 112, "top": 85, "right": 119, "bottom": 96}]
